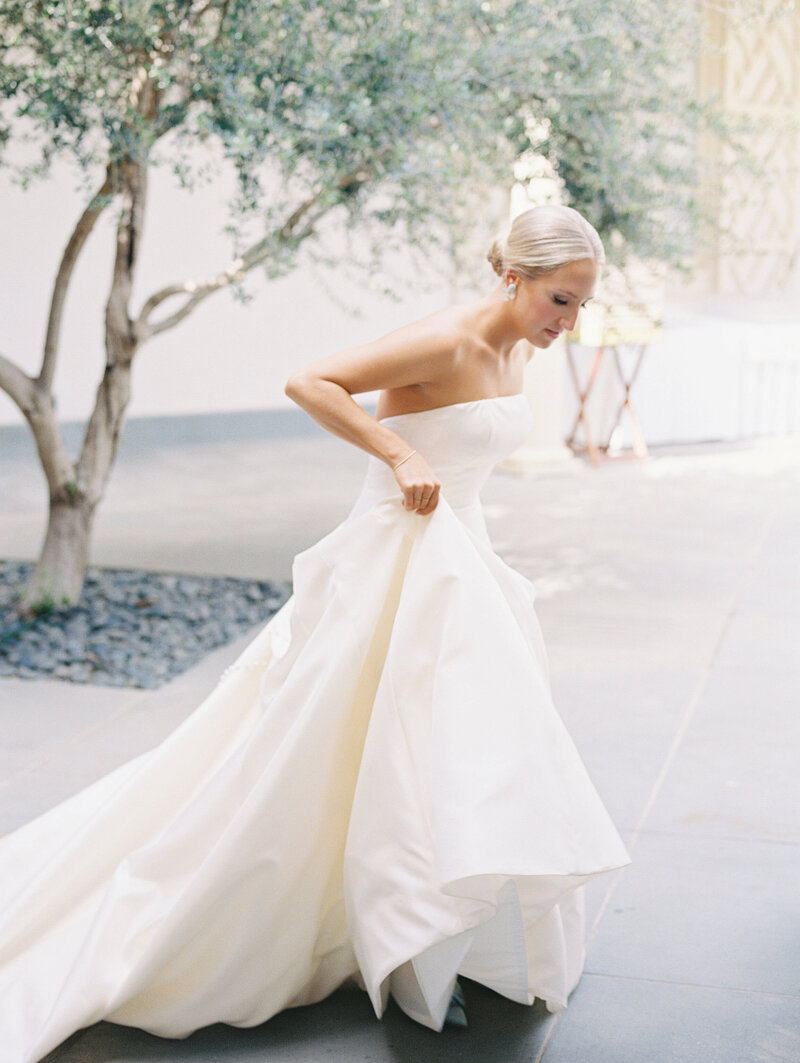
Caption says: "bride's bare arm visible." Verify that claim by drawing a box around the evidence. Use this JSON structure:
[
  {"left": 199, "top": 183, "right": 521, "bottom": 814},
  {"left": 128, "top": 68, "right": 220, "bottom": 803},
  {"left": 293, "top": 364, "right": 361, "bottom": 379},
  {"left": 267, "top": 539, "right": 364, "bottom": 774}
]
[{"left": 284, "top": 321, "right": 460, "bottom": 514}]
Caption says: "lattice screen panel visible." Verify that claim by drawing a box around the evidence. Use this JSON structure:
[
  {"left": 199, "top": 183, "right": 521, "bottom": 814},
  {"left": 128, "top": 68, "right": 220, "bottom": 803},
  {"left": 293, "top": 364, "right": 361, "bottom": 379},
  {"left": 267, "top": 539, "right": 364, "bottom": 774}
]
[
  {"left": 727, "top": 12, "right": 797, "bottom": 109},
  {"left": 701, "top": 6, "right": 800, "bottom": 295}
]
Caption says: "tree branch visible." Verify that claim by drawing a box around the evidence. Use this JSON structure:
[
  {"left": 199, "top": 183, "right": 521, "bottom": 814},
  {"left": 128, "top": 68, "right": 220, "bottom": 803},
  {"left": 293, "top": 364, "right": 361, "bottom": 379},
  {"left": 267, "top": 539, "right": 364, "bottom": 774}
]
[
  {"left": 0, "top": 352, "right": 37, "bottom": 414},
  {"left": 134, "top": 169, "right": 373, "bottom": 342},
  {"left": 211, "top": 0, "right": 231, "bottom": 42},
  {"left": 0, "top": 352, "right": 76, "bottom": 492},
  {"left": 68, "top": 158, "right": 149, "bottom": 500},
  {"left": 133, "top": 195, "right": 322, "bottom": 340},
  {"left": 104, "top": 158, "right": 148, "bottom": 365},
  {"left": 182, "top": 0, "right": 228, "bottom": 38},
  {"left": 187, "top": 0, "right": 215, "bottom": 23},
  {"left": 39, "top": 166, "right": 116, "bottom": 391},
  {"left": 136, "top": 266, "right": 245, "bottom": 339}
]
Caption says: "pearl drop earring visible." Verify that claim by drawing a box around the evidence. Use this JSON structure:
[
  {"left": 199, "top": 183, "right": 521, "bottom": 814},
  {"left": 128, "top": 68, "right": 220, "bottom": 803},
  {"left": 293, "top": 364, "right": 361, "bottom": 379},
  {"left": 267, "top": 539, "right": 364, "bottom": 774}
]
[{"left": 504, "top": 283, "right": 517, "bottom": 301}]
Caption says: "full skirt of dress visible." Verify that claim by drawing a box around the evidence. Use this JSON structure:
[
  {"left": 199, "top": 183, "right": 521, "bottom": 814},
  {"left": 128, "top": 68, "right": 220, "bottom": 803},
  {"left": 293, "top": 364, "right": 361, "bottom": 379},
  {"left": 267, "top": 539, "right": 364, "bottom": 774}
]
[{"left": 0, "top": 491, "right": 630, "bottom": 1063}]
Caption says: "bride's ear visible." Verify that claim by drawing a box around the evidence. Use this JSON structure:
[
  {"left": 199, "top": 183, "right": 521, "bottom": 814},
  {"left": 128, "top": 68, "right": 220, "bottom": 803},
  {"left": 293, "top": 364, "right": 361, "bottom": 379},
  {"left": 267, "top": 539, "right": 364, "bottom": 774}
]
[{"left": 503, "top": 270, "right": 519, "bottom": 302}]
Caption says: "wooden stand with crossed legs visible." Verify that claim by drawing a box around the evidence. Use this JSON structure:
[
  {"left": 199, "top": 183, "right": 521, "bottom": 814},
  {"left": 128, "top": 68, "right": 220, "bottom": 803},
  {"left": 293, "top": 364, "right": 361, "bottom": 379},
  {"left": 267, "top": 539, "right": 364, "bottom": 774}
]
[{"left": 565, "top": 340, "right": 650, "bottom": 465}]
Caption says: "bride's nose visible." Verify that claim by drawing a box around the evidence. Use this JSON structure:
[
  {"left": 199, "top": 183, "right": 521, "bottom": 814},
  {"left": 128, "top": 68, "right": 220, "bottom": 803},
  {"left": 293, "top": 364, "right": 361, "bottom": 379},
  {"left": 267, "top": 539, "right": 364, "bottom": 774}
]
[{"left": 559, "top": 307, "right": 580, "bottom": 332}]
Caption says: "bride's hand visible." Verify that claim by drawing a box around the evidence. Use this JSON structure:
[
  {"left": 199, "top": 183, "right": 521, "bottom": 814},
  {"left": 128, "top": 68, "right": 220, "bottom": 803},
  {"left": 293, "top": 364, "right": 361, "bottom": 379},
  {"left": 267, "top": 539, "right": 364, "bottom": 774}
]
[{"left": 393, "top": 452, "right": 441, "bottom": 515}]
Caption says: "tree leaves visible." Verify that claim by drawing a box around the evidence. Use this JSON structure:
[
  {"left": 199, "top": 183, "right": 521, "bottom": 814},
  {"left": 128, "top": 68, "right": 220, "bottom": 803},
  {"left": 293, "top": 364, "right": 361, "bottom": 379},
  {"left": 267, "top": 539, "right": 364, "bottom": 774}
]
[{"left": 0, "top": 0, "right": 756, "bottom": 269}]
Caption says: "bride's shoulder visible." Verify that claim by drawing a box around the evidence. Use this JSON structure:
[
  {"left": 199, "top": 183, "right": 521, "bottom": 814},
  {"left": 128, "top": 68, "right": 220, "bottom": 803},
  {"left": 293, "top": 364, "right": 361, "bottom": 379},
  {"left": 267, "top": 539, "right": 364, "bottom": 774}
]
[
  {"left": 400, "top": 303, "right": 473, "bottom": 339},
  {"left": 373, "top": 305, "right": 477, "bottom": 362}
]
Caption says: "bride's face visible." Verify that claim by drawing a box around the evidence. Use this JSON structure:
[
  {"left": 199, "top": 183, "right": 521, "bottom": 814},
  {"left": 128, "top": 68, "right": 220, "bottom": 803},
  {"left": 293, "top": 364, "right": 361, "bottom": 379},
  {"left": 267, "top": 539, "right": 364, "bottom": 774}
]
[{"left": 509, "top": 258, "right": 598, "bottom": 347}]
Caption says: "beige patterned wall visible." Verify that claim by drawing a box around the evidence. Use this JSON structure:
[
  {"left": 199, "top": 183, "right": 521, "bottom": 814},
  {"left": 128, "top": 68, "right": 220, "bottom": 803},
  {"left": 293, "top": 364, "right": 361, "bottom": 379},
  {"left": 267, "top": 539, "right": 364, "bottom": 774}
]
[{"left": 699, "top": 4, "right": 800, "bottom": 296}]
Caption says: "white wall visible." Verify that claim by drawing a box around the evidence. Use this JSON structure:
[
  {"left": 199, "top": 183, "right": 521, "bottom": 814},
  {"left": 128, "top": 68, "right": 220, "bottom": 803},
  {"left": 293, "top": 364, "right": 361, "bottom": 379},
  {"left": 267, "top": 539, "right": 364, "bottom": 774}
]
[
  {"left": 564, "top": 305, "right": 800, "bottom": 449},
  {"left": 0, "top": 152, "right": 452, "bottom": 427}
]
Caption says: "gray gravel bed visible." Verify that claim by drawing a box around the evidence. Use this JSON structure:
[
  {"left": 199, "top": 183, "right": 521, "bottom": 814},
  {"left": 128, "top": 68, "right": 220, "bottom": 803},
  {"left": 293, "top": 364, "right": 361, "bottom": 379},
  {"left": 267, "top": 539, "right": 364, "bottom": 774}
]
[{"left": 0, "top": 561, "right": 290, "bottom": 689}]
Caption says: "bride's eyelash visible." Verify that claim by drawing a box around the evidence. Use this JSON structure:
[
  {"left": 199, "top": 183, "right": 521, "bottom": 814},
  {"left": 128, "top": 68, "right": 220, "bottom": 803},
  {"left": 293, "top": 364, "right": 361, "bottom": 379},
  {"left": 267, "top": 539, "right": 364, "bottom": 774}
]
[{"left": 553, "top": 295, "right": 591, "bottom": 308}]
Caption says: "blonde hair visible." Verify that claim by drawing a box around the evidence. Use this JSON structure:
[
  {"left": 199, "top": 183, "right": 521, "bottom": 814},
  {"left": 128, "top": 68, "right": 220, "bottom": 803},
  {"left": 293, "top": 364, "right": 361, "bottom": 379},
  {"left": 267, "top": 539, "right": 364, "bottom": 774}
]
[{"left": 487, "top": 204, "right": 605, "bottom": 279}]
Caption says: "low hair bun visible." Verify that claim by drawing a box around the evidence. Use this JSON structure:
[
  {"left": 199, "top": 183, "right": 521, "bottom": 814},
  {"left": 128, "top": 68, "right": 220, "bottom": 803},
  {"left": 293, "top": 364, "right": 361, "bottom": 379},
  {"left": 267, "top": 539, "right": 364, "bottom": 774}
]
[{"left": 486, "top": 237, "right": 506, "bottom": 277}]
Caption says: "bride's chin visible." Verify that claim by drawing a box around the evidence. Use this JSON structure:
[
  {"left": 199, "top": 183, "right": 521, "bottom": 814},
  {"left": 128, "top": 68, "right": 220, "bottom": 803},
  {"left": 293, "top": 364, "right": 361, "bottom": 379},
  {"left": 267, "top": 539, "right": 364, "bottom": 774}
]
[{"left": 531, "top": 333, "right": 554, "bottom": 348}]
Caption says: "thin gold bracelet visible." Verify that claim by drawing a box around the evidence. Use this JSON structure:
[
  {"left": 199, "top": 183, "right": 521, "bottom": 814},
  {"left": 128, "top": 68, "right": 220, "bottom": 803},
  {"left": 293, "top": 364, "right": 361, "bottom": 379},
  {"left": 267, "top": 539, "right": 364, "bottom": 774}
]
[{"left": 392, "top": 449, "right": 417, "bottom": 472}]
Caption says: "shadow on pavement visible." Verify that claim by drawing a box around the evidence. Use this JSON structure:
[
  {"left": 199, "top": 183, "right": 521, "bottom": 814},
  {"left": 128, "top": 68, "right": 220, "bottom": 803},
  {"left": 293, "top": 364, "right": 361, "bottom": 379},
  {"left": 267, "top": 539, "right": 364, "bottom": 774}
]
[{"left": 57, "top": 982, "right": 554, "bottom": 1063}]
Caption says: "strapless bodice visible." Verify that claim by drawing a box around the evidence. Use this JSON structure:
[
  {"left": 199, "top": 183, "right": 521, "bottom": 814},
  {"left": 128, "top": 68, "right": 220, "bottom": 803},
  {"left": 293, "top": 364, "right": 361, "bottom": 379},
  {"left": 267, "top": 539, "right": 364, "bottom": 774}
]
[{"left": 349, "top": 395, "right": 532, "bottom": 534}]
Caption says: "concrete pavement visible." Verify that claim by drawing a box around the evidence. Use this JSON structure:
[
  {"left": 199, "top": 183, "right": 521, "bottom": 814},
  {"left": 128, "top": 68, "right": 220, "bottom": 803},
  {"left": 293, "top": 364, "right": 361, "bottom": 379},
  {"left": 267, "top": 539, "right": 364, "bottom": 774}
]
[{"left": 2, "top": 419, "right": 799, "bottom": 1062}]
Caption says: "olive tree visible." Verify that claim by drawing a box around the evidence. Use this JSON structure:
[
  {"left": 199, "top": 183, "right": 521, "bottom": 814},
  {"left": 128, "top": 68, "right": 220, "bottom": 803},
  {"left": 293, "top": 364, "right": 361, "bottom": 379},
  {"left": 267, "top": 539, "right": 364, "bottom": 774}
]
[{"left": 0, "top": 0, "right": 737, "bottom": 611}]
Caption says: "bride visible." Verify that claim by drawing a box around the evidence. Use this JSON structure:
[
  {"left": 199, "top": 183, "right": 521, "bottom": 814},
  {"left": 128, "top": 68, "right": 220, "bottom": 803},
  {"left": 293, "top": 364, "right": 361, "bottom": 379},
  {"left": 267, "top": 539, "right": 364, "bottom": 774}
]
[{"left": 0, "top": 204, "right": 629, "bottom": 1062}]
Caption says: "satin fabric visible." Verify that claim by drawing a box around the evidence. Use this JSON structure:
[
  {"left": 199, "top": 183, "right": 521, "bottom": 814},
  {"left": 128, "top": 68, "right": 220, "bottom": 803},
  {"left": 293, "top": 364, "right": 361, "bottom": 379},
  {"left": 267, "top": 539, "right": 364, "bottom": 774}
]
[{"left": 0, "top": 395, "right": 629, "bottom": 1062}]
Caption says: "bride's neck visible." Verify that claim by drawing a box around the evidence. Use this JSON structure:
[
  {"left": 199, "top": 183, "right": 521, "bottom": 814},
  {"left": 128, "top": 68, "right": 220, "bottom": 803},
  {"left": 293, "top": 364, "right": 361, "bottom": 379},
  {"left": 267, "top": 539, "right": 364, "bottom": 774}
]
[{"left": 466, "top": 287, "right": 525, "bottom": 358}]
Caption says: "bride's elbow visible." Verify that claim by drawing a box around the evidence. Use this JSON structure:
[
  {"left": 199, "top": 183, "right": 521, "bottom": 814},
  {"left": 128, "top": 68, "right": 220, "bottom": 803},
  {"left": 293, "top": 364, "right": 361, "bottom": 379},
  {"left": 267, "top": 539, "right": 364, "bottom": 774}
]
[
  {"left": 286, "top": 372, "right": 348, "bottom": 414},
  {"left": 284, "top": 372, "right": 311, "bottom": 405}
]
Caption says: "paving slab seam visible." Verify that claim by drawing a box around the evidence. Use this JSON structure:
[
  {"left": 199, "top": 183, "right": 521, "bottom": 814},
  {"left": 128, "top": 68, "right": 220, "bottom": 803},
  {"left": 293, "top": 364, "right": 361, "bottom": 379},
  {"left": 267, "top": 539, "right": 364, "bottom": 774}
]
[
  {"left": 623, "top": 825, "right": 800, "bottom": 848},
  {"left": 532, "top": 1011, "right": 561, "bottom": 1063},
  {"left": 748, "top": 500, "right": 779, "bottom": 563},
  {"left": 578, "top": 971, "right": 800, "bottom": 999},
  {"left": 516, "top": 491, "right": 775, "bottom": 1063},
  {"left": 0, "top": 686, "right": 152, "bottom": 785},
  {"left": 623, "top": 572, "right": 746, "bottom": 845},
  {"left": 584, "top": 654, "right": 719, "bottom": 942},
  {"left": 532, "top": 598, "right": 744, "bottom": 1060},
  {"left": 541, "top": 496, "right": 791, "bottom": 1062}
]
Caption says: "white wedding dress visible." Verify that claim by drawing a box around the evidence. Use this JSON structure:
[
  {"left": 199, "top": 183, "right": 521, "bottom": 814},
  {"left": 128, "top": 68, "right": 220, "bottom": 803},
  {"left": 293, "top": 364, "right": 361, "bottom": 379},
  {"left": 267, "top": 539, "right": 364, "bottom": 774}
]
[{"left": 0, "top": 395, "right": 629, "bottom": 1063}]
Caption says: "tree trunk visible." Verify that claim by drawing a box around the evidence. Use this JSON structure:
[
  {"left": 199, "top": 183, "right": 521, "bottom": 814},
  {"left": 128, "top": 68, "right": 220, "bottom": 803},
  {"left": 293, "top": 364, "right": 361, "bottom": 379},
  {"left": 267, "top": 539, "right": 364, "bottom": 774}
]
[
  {"left": 19, "top": 359, "right": 134, "bottom": 613},
  {"left": 19, "top": 358, "right": 134, "bottom": 613},
  {"left": 19, "top": 155, "right": 145, "bottom": 614},
  {"left": 24, "top": 496, "right": 96, "bottom": 611}
]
